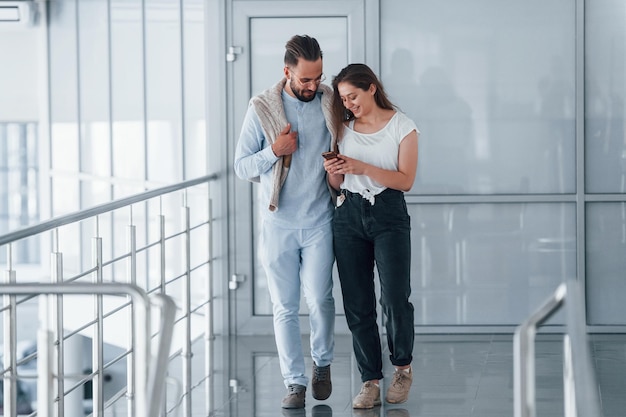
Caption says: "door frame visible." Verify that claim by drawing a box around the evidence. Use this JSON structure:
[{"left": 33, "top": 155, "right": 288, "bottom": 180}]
[{"left": 227, "top": 0, "right": 380, "bottom": 335}]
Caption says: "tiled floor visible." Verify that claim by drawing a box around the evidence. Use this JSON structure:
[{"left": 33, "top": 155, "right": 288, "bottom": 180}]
[
  {"left": 201, "top": 333, "right": 626, "bottom": 417},
  {"left": 7, "top": 303, "right": 624, "bottom": 416}
]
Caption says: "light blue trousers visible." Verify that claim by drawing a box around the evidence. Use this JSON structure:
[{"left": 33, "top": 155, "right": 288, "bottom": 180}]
[{"left": 260, "top": 220, "right": 336, "bottom": 388}]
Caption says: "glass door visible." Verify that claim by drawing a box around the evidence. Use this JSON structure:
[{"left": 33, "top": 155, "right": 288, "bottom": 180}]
[{"left": 229, "top": 0, "right": 376, "bottom": 335}]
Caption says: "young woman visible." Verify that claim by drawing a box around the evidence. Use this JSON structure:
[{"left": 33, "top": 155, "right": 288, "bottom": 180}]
[{"left": 324, "top": 63, "right": 419, "bottom": 409}]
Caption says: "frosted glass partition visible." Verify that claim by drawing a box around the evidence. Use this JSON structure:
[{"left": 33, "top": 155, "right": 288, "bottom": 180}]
[
  {"left": 585, "top": 0, "right": 626, "bottom": 193},
  {"left": 48, "top": 1, "right": 81, "bottom": 218},
  {"left": 145, "top": 2, "right": 183, "bottom": 183},
  {"left": 182, "top": 2, "right": 208, "bottom": 180},
  {"left": 381, "top": 0, "right": 576, "bottom": 195},
  {"left": 48, "top": 2, "right": 79, "bottom": 126},
  {"left": 111, "top": 1, "right": 147, "bottom": 182},
  {"left": 47, "top": 0, "right": 207, "bottom": 214},
  {"left": 587, "top": 203, "right": 626, "bottom": 325},
  {"left": 78, "top": 0, "right": 111, "bottom": 182},
  {"left": 410, "top": 202, "right": 575, "bottom": 325},
  {"left": 0, "top": 124, "right": 40, "bottom": 264}
]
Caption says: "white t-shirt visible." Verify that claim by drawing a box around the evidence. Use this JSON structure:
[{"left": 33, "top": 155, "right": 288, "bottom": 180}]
[{"left": 338, "top": 111, "right": 419, "bottom": 197}]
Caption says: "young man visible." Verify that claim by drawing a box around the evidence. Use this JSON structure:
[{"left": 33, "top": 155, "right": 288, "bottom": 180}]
[{"left": 234, "top": 35, "right": 337, "bottom": 409}]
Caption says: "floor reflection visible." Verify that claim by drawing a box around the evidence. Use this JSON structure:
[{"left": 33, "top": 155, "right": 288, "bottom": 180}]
[{"left": 177, "top": 333, "right": 625, "bottom": 417}]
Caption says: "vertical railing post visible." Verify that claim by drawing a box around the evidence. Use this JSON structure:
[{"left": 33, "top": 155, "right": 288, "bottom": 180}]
[
  {"left": 205, "top": 197, "right": 214, "bottom": 416},
  {"left": 182, "top": 192, "right": 192, "bottom": 417},
  {"left": 131, "top": 285, "right": 149, "bottom": 417},
  {"left": 64, "top": 333, "right": 84, "bottom": 417},
  {"left": 50, "top": 228, "right": 71, "bottom": 416},
  {"left": 207, "top": 197, "right": 214, "bottom": 341},
  {"left": 513, "top": 324, "right": 536, "bottom": 417},
  {"left": 51, "top": 229, "right": 73, "bottom": 416},
  {"left": 37, "top": 304, "right": 53, "bottom": 417},
  {"left": 3, "top": 244, "right": 17, "bottom": 417},
  {"left": 563, "top": 335, "right": 577, "bottom": 417},
  {"left": 127, "top": 206, "right": 137, "bottom": 417},
  {"left": 159, "top": 221, "right": 166, "bottom": 292},
  {"left": 159, "top": 197, "right": 166, "bottom": 293},
  {"left": 92, "top": 226, "right": 104, "bottom": 417},
  {"left": 158, "top": 197, "right": 168, "bottom": 416}
]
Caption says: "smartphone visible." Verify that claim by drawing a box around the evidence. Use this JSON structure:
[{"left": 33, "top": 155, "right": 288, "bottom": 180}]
[{"left": 322, "top": 151, "right": 338, "bottom": 160}]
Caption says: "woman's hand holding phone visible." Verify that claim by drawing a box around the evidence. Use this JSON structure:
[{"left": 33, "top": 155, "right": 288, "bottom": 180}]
[{"left": 322, "top": 151, "right": 344, "bottom": 176}]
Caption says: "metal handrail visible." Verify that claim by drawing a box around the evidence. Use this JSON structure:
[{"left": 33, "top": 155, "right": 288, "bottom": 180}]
[
  {"left": 562, "top": 280, "right": 602, "bottom": 417},
  {"left": 1, "top": 174, "right": 217, "bottom": 417},
  {"left": 0, "top": 283, "right": 176, "bottom": 417},
  {"left": 513, "top": 281, "right": 602, "bottom": 417},
  {"left": 0, "top": 173, "right": 217, "bottom": 247},
  {"left": 514, "top": 283, "right": 566, "bottom": 417}
]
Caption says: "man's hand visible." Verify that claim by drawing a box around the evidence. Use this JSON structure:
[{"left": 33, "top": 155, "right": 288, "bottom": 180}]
[{"left": 271, "top": 123, "right": 298, "bottom": 157}]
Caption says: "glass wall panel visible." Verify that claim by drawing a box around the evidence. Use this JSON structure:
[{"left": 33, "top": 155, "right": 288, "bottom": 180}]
[
  {"left": 585, "top": 0, "right": 626, "bottom": 193},
  {"left": 145, "top": 1, "right": 183, "bottom": 183},
  {"left": 411, "top": 202, "right": 575, "bottom": 325},
  {"left": 48, "top": 1, "right": 78, "bottom": 125},
  {"left": 77, "top": 2, "right": 110, "bottom": 136},
  {"left": 381, "top": 0, "right": 576, "bottom": 195},
  {"left": 112, "top": 122, "right": 145, "bottom": 182},
  {"left": 81, "top": 123, "right": 113, "bottom": 217},
  {"left": 587, "top": 203, "right": 626, "bottom": 325},
  {"left": 111, "top": 1, "right": 146, "bottom": 185},
  {"left": 48, "top": 0, "right": 80, "bottom": 218},
  {"left": 50, "top": 124, "right": 79, "bottom": 215},
  {"left": 183, "top": 1, "right": 207, "bottom": 179},
  {"left": 78, "top": 0, "right": 112, "bottom": 193},
  {"left": 0, "top": 123, "right": 40, "bottom": 264}
]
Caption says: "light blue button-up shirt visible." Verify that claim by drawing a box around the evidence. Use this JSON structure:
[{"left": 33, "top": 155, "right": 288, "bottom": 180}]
[{"left": 234, "top": 89, "right": 334, "bottom": 229}]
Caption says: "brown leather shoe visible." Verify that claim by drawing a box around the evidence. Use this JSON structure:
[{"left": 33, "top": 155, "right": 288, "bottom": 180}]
[{"left": 312, "top": 363, "right": 332, "bottom": 400}]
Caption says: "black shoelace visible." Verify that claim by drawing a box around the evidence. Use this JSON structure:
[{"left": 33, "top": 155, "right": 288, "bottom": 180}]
[{"left": 314, "top": 366, "right": 330, "bottom": 381}]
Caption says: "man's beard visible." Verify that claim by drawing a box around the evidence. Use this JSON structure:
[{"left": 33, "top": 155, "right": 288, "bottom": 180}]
[{"left": 290, "top": 80, "right": 317, "bottom": 103}]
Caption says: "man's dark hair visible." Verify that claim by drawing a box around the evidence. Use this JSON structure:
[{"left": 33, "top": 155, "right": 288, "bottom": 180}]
[{"left": 284, "top": 35, "right": 323, "bottom": 67}]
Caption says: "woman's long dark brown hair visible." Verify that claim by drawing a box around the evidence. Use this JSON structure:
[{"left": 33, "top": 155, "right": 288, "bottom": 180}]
[{"left": 331, "top": 63, "right": 396, "bottom": 139}]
